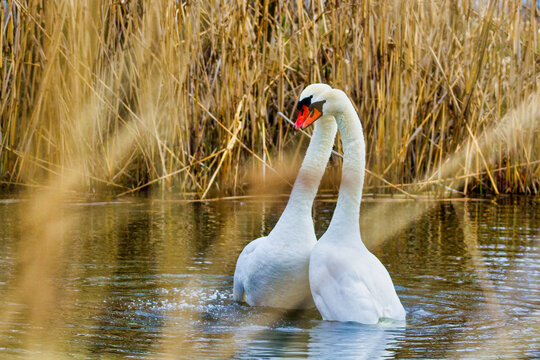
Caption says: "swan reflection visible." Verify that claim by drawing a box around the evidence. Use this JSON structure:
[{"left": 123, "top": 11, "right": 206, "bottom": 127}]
[{"left": 308, "top": 321, "right": 404, "bottom": 359}]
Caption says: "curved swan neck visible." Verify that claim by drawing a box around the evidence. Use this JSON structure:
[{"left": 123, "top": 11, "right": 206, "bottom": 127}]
[
  {"left": 327, "top": 95, "right": 366, "bottom": 237},
  {"left": 277, "top": 118, "right": 337, "bottom": 227}
]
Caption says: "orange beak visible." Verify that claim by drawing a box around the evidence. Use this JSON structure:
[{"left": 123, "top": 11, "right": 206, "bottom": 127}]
[
  {"left": 295, "top": 105, "right": 310, "bottom": 129},
  {"left": 301, "top": 107, "right": 322, "bottom": 129}
]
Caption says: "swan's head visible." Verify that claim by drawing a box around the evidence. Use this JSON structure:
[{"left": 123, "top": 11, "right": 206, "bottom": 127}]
[{"left": 295, "top": 83, "right": 344, "bottom": 129}]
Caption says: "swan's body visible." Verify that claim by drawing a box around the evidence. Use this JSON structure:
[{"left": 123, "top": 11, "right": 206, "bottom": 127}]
[
  {"left": 303, "top": 86, "right": 406, "bottom": 323},
  {"left": 233, "top": 86, "right": 337, "bottom": 309}
]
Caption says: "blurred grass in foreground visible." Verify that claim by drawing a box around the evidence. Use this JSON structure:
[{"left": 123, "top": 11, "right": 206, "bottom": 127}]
[
  {"left": 1, "top": 0, "right": 539, "bottom": 197},
  {"left": 1, "top": 2, "right": 539, "bottom": 359}
]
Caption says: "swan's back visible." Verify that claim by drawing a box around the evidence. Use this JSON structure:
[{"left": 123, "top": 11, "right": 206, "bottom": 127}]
[
  {"left": 309, "top": 238, "right": 406, "bottom": 323},
  {"left": 233, "top": 233, "right": 316, "bottom": 309}
]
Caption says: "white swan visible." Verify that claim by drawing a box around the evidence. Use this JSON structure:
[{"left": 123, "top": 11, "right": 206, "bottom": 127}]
[
  {"left": 300, "top": 84, "right": 406, "bottom": 323},
  {"left": 233, "top": 84, "right": 337, "bottom": 309}
]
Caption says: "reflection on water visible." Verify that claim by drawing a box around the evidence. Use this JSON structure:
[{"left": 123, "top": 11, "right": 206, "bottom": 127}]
[
  {"left": 307, "top": 321, "right": 404, "bottom": 359},
  {"left": 0, "top": 197, "right": 539, "bottom": 358}
]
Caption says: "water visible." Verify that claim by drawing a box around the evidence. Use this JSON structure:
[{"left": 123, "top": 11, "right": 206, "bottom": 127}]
[{"left": 0, "top": 197, "right": 538, "bottom": 359}]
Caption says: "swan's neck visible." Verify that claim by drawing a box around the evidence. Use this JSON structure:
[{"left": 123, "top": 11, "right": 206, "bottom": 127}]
[
  {"left": 275, "top": 118, "right": 337, "bottom": 232},
  {"left": 327, "top": 99, "right": 366, "bottom": 239}
]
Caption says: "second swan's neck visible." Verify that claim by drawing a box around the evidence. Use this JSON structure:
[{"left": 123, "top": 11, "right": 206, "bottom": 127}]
[
  {"left": 327, "top": 96, "right": 366, "bottom": 238},
  {"left": 276, "top": 118, "right": 337, "bottom": 231}
]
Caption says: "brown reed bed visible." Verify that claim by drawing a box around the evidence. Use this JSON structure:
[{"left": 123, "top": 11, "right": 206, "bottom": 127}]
[
  {"left": 1, "top": 0, "right": 539, "bottom": 197},
  {"left": 1, "top": 2, "right": 539, "bottom": 358}
]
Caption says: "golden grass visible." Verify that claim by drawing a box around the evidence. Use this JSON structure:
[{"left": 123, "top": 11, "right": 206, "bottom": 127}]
[
  {"left": 1, "top": 0, "right": 538, "bottom": 197},
  {"left": 2, "top": 2, "right": 539, "bottom": 358}
]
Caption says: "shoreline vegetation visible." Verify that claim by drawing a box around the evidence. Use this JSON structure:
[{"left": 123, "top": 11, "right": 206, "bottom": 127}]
[
  {"left": 1, "top": 1, "right": 539, "bottom": 198},
  {"left": 0, "top": 3, "right": 539, "bottom": 358}
]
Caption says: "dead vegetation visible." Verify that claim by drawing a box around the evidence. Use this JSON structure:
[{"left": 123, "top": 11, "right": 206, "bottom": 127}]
[{"left": 1, "top": 0, "right": 538, "bottom": 198}]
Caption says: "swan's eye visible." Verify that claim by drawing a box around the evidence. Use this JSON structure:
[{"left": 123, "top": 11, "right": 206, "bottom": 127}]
[{"left": 296, "top": 95, "right": 313, "bottom": 111}]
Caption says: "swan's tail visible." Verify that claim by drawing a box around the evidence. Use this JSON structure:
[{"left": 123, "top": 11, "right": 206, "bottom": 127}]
[{"left": 232, "top": 276, "right": 245, "bottom": 302}]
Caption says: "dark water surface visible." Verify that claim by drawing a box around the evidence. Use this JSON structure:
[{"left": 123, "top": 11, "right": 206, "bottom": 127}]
[{"left": 0, "top": 197, "right": 538, "bottom": 359}]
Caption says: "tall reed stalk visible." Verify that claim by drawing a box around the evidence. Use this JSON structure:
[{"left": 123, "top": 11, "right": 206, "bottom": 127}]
[{"left": 1, "top": 0, "right": 539, "bottom": 196}]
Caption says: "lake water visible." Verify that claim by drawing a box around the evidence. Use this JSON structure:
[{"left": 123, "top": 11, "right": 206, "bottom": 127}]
[{"left": 0, "top": 196, "right": 538, "bottom": 359}]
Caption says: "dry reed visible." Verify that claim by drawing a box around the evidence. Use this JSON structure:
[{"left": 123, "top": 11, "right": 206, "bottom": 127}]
[
  {"left": 2, "top": 2, "right": 539, "bottom": 358},
  {"left": 1, "top": 0, "right": 538, "bottom": 197}
]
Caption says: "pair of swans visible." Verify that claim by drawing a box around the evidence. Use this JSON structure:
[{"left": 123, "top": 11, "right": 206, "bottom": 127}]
[{"left": 233, "top": 84, "right": 406, "bottom": 324}]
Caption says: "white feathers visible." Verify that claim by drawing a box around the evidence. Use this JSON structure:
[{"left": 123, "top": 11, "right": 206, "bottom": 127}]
[
  {"left": 307, "top": 86, "right": 406, "bottom": 324},
  {"left": 232, "top": 114, "right": 337, "bottom": 309},
  {"left": 232, "top": 84, "right": 405, "bottom": 323}
]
